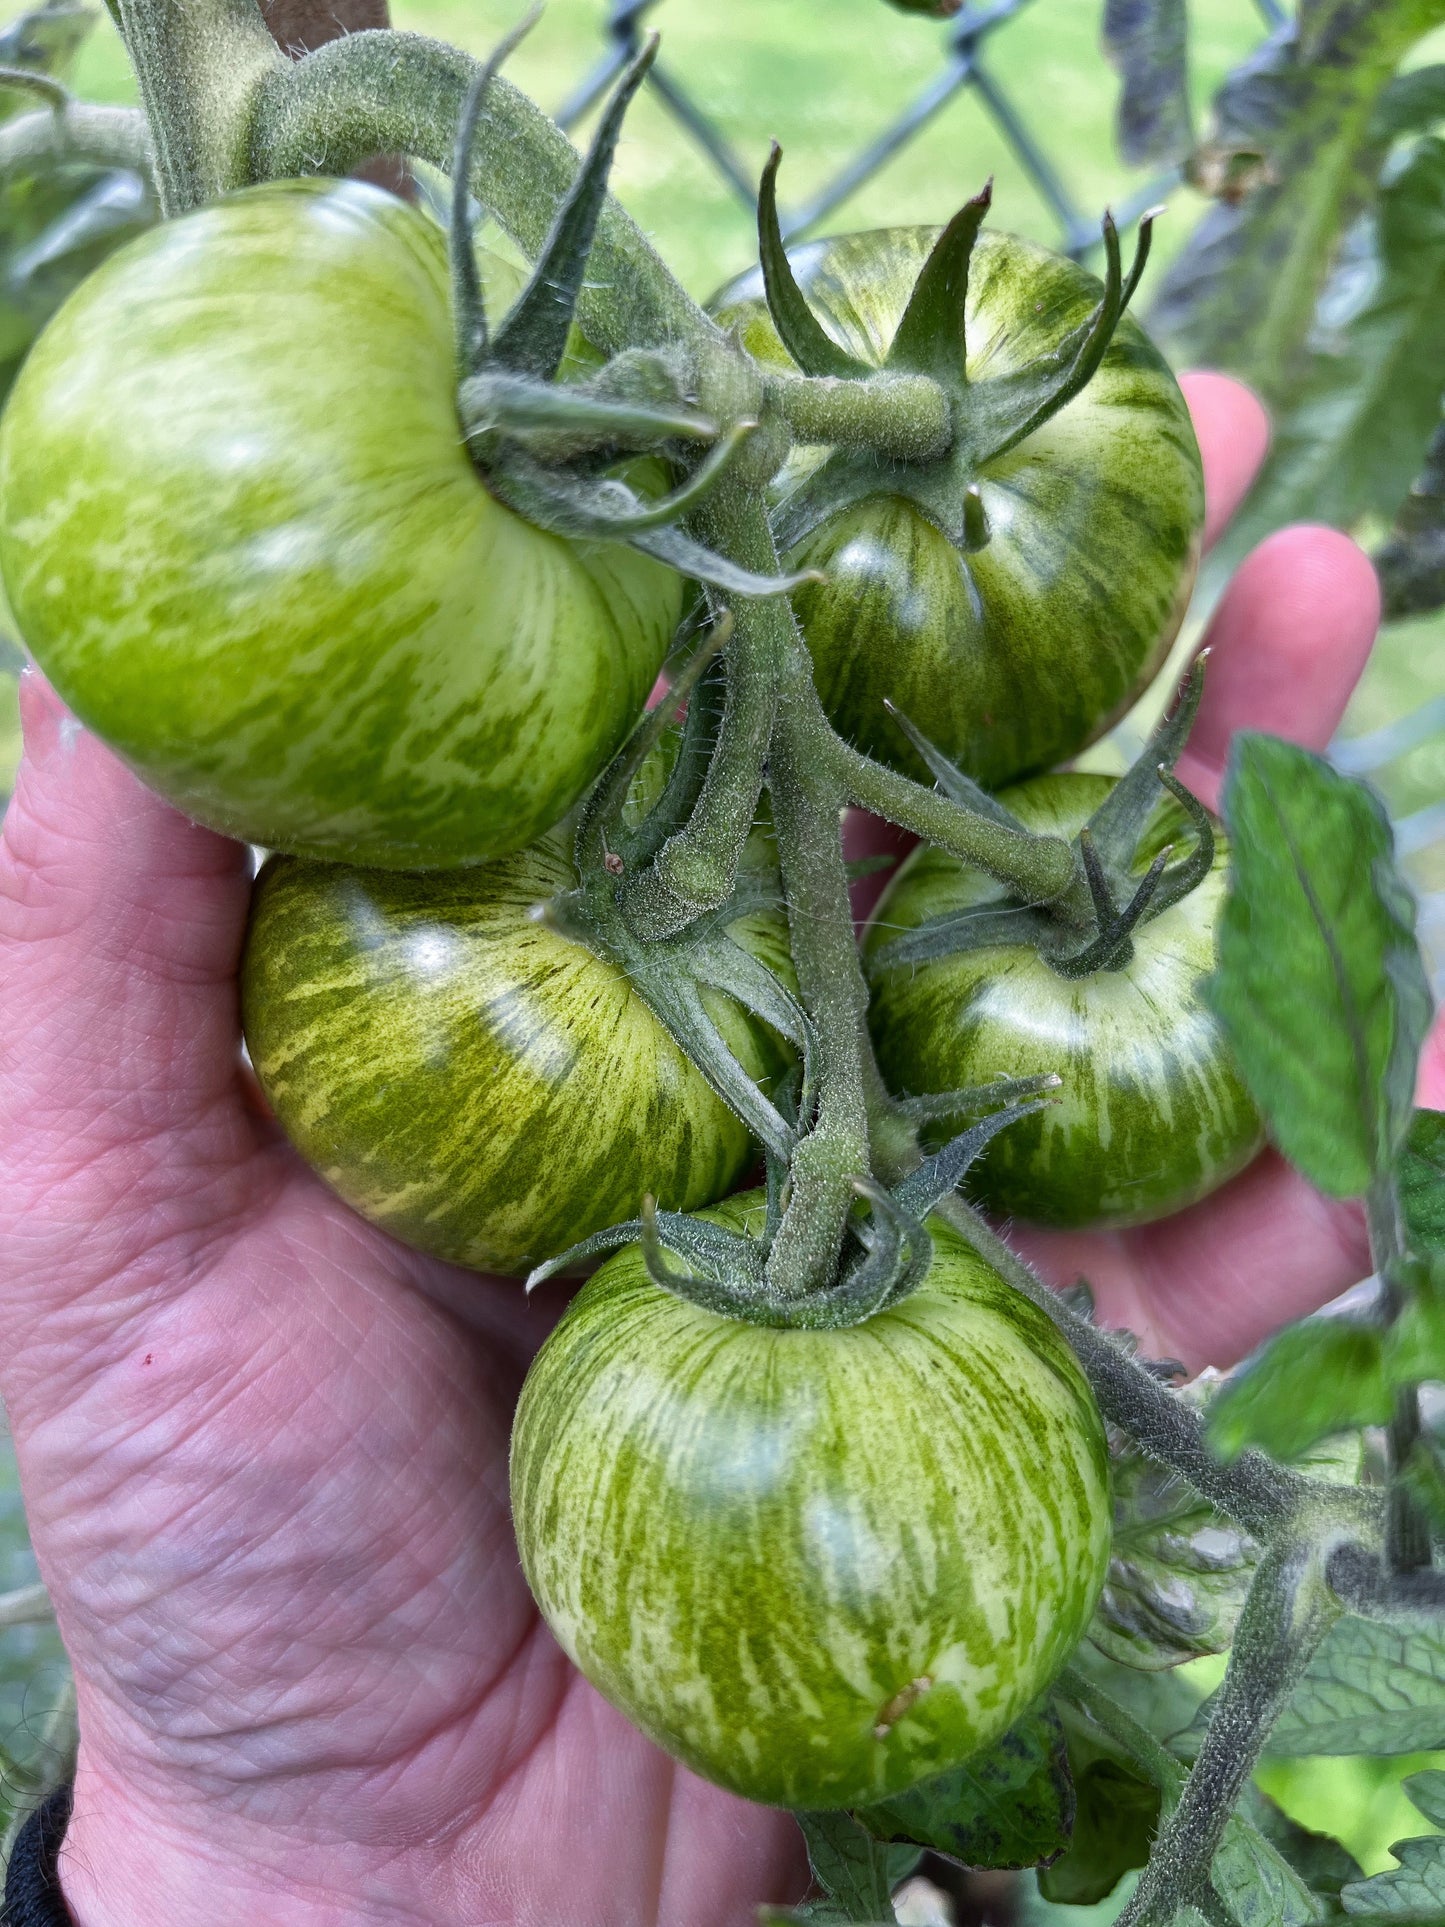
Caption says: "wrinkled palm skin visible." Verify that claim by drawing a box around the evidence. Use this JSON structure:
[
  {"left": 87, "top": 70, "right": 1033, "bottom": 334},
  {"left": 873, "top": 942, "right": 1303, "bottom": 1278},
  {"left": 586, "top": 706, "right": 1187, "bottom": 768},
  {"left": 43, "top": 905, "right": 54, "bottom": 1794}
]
[{"left": 0, "top": 179, "right": 682, "bottom": 870}]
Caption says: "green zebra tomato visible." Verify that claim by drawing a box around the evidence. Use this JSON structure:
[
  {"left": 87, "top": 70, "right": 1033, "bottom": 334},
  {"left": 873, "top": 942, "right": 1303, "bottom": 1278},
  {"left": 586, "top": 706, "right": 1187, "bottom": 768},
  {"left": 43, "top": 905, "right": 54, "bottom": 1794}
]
[
  {"left": 864, "top": 773, "right": 1264, "bottom": 1229},
  {"left": 712, "top": 228, "right": 1202, "bottom": 790},
  {"left": 511, "top": 1192, "right": 1111, "bottom": 1810},
  {"left": 240, "top": 815, "right": 792, "bottom": 1276},
  {"left": 0, "top": 177, "right": 682, "bottom": 869}
]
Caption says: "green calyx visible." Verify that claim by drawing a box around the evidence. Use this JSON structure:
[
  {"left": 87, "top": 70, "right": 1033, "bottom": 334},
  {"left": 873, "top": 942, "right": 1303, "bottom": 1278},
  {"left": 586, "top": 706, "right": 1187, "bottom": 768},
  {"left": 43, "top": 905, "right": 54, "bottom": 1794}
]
[
  {"left": 444, "top": 18, "right": 803, "bottom": 597},
  {"left": 758, "top": 151, "right": 1158, "bottom": 555},
  {"left": 871, "top": 654, "right": 1219, "bottom": 981},
  {"left": 526, "top": 1079, "right": 1056, "bottom": 1330}
]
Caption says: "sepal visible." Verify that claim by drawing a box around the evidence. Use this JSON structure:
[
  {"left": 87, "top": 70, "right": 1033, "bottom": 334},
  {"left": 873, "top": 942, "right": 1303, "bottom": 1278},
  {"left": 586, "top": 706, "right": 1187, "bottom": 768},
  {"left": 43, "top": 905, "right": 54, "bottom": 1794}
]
[
  {"left": 894, "top": 1072, "right": 1062, "bottom": 1123},
  {"left": 484, "top": 426, "right": 756, "bottom": 537},
  {"left": 886, "top": 181, "right": 992, "bottom": 385},
  {"left": 492, "top": 34, "right": 659, "bottom": 382},
  {"left": 1086, "top": 652, "right": 1207, "bottom": 874},
  {"left": 874, "top": 655, "right": 1221, "bottom": 981},
  {"left": 757, "top": 144, "right": 872, "bottom": 380},
  {"left": 458, "top": 368, "right": 720, "bottom": 457},
  {"left": 448, "top": 6, "right": 543, "bottom": 378},
  {"left": 950, "top": 207, "right": 1158, "bottom": 470},
  {"left": 883, "top": 697, "right": 1023, "bottom": 829},
  {"left": 894, "top": 1094, "right": 1059, "bottom": 1218}
]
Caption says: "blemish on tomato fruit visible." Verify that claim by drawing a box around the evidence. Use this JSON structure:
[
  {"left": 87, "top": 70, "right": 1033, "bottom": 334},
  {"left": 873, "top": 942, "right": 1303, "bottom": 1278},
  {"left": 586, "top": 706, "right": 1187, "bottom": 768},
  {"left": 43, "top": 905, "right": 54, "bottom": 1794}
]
[{"left": 873, "top": 1675, "right": 933, "bottom": 1739}]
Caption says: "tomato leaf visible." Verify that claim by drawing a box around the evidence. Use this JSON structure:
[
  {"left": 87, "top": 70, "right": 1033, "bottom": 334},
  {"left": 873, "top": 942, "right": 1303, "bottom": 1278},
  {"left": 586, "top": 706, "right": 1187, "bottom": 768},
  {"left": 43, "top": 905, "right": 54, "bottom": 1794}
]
[
  {"left": 1242, "top": 1786, "right": 1362, "bottom": 1906},
  {"left": 1209, "top": 734, "right": 1432, "bottom": 1199},
  {"left": 1206, "top": 136, "right": 1445, "bottom": 576},
  {"left": 796, "top": 1813, "right": 920, "bottom": 1924},
  {"left": 1103, "top": 0, "right": 1193, "bottom": 166},
  {"left": 1043, "top": 1655, "right": 1198, "bottom": 1905},
  {"left": 1385, "top": 1257, "right": 1445, "bottom": 1385},
  {"left": 1206, "top": 1318, "right": 1392, "bottom": 1462},
  {"left": 1372, "top": 63, "right": 1445, "bottom": 140},
  {"left": 1401, "top": 1110, "right": 1445, "bottom": 1254},
  {"left": 1339, "top": 1770, "right": 1445, "bottom": 1916},
  {"left": 1185, "top": 1614, "right": 1445, "bottom": 1758},
  {"left": 1210, "top": 1805, "right": 1327, "bottom": 1927},
  {"left": 1037, "top": 1755, "right": 1157, "bottom": 1906},
  {"left": 1151, "top": 2, "right": 1439, "bottom": 404},
  {"left": 1089, "top": 1431, "right": 1261, "bottom": 1669},
  {"left": 855, "top": 1701, "right": 1073, "bottom": 1870}
]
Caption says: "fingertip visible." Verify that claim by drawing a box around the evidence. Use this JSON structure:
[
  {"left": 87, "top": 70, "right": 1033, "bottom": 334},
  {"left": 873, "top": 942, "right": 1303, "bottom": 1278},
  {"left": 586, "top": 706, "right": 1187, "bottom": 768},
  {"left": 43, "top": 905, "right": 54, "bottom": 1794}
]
[
  {"left": 1417, "top": 1017, "right": 1445, "bottom": 1111},
  {"left": 1179, "top": 370, "right": 1271, "bottom": 552},
  {"left": 1178, "top": 522, "right": 1380, "bottom": 808}
]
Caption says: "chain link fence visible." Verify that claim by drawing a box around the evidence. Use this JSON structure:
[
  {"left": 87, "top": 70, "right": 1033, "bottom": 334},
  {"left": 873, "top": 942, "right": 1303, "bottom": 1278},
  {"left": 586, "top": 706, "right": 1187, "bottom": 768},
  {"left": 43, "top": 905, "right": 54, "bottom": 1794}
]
[{"left": 549, "top": 0, "right": 1445, "bottom": 985}]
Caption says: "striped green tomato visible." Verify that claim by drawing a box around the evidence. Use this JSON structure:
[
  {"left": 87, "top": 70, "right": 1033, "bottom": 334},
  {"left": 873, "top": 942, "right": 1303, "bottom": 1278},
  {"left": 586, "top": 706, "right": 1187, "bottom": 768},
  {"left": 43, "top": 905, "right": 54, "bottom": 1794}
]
[
  {"left": 864, "top": 773, "right": 1264, "bottom": 1229},
  {"left": 240, "top": 818, "right": 793, "bottom": 1276},
  {"left": 711, "top": 229, "right": 1202, "bottom": 790},
  {"left": 511, "top": 1192, "right": 1111, "bottom": 1810},
  {"left": 0, "top": 177, "right": 682, "bottom": 869}
]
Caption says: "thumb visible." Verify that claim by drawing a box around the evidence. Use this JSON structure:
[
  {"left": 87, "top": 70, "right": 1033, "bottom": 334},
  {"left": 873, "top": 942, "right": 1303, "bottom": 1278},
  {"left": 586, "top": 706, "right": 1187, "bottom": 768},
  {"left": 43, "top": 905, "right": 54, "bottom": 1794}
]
[{"left": 0, "top": 672, "right": 259, "bottom": 1359}]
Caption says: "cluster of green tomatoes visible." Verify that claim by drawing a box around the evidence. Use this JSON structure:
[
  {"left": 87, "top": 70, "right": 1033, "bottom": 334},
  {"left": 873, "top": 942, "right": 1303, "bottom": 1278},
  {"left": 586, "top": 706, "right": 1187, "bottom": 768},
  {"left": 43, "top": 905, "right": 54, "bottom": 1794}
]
[{"left": 0, "top": 89, "right": 1263, "bottom": 1812}]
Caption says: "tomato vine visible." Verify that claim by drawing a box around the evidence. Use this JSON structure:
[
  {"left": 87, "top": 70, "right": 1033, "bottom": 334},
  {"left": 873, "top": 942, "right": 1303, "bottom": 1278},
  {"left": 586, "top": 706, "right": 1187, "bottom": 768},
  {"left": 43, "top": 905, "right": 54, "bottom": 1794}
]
[{"left": 1, "top": 0, "right": 1442, "bottom": 1919}]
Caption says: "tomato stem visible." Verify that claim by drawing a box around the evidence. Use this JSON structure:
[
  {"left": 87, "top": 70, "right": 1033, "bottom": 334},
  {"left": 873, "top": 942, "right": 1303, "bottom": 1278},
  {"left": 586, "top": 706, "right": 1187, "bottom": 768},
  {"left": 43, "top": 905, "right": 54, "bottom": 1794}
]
[
  {"left": 250, "top": 28, "right": 711, "bottom": 357},
  {"left": 1111, "top": 1543, "right": 1339, "bottom": 1927},
  {"left": 932, "top": 1195, "right": 1340, "bottom": 1542},
  {"left": 0, "top": 100, "right": 153, "bottom": 176},
  {"left": 114, "top": 0, "right": 285, "bottom": 212},
  {"left": 763, "top": 370, "right": 952, "bottom": 463},
  {"left": 829, "top": 731, "right": 1093, "bottom": 920},
  {"left": 1366, "top": 1170, "right": 1434, "bottom": 1571}
]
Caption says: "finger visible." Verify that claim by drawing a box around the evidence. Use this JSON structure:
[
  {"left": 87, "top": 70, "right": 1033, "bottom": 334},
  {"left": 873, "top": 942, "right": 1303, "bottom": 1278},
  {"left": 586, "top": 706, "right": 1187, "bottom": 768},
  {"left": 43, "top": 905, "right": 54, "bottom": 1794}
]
[
  {"left": 844, "top": 807, "right": 913, "bottom": 925},
  {"left": 1180, "top": 370, "right": 1270, "bottom": 553},
  {"left": 1176, "top": 524, "right": 1380, "bottom": 810},
  {"left": 0, "top": 674, "right": 259, "bottom": 1313}
]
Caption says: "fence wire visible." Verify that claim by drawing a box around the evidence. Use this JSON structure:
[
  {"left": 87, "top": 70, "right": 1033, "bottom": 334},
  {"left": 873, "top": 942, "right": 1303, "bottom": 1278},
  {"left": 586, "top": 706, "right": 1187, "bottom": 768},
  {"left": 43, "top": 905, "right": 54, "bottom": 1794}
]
[{"left": 553, "top": 0, "right": 1445, "bottom": 983}]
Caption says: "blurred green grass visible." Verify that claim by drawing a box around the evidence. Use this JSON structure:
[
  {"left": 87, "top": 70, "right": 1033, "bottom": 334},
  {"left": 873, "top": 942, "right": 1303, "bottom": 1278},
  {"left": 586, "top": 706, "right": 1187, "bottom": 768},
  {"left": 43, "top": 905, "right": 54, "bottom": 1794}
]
[
  {"left": 64, "top": 0, "right": 1273, "bottom": 297},
  {"left": 2, "top": 0, "right": 1445, "bottom": 1898}
]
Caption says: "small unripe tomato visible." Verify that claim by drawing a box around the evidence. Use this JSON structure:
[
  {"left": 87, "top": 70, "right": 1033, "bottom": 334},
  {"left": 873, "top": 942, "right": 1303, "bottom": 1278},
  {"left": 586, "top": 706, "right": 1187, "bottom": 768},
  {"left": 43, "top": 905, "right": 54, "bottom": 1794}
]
[
  {"left": 511, "top": 1194, "right": 1111, "bottom": 1809},
  {"left": 241, "top": 814, "right": 793, "bottom": 1275},
  {"left": 712, "top": 228, "right": 1202, "bottom": 792},
  {"left": 865, "top": 772, "right": 1264, "bottom": 1228},
  {"left": 0, "top": 178, "right": 682, "bottom": 869}
]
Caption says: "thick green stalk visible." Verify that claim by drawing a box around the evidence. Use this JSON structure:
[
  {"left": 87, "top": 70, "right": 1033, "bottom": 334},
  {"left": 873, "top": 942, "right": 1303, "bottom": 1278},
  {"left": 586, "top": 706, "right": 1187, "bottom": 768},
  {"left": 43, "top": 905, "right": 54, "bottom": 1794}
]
[
  {"left": 765, "top": 665, "right": 876, "bottom": 1298},
  {"left": 1115, "top": 1543, "right": 1339, "bottom": 1927},
  {"left": 830, "top": 733, "right": 1091, "bottom": 918},
  {"left": 116, "top": 0, "right": 283, "bottom": 211},
  {"left": 676, "top": 491, "right": 874, "bottom": 1300},
  {"left": 0, "top": 102, "right": 153, "bottom": 175},
  {"left": 250, "top": 28, "right": 710, "bottom": 357},
  {"left": 764, "top": 370, "right": 951, "bottom": 463},
  {"left": 1367, "top": 1172, "right": 1432, "bottom": 1571},
  {"left": 933, "top": 1196, "right": 1330, "bottom": 1543}
]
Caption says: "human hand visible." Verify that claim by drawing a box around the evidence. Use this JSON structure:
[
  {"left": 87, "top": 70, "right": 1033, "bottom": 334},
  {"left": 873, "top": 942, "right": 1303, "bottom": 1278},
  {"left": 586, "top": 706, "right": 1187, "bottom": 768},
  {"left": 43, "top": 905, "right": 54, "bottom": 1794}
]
[{"left": 0, "top": 372, "right": 1423, "bottom": 1926}]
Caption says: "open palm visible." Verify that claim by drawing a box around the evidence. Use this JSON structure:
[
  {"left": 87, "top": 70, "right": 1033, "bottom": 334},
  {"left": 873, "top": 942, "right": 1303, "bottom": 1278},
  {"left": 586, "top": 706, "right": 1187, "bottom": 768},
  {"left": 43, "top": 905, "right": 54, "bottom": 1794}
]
[{"left": 0, "top": 373, "right": 1429, "bottom": 1927}]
